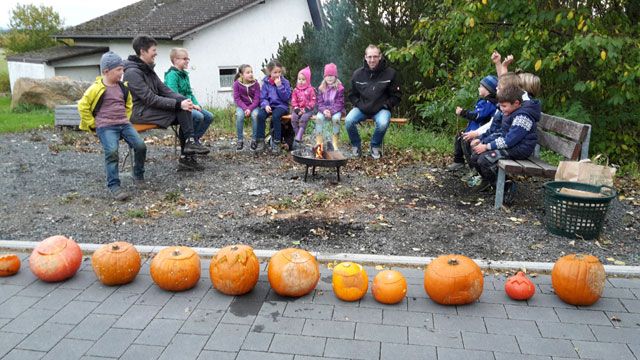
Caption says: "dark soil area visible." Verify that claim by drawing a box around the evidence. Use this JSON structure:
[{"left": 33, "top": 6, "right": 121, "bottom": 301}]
[{"left": 1, "top": 129, "right": 638, "bottom": 265}]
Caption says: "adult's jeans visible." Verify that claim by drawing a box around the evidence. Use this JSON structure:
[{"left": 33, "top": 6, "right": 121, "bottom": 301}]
[
  {"left": 96, "top": 123, "right": 146, "bottom": 190},
  {"left": 191, "top": 108, "right": 214, "bottom": 141},
  {"left": 257, "top": 107, "right": 288, "bottom": 142},
  {"left": 235, "top": 107, "right": 259, "bottom": 141},
  {"left": 345, "top": 107, "right": 390, "bottom": 149}
]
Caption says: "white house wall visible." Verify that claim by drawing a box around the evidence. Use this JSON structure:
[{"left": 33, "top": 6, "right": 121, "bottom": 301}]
[
  {"left": 7, "top": 62, "right": 55, "bottom": 93},
  {"left": 183, "top": 0, "right": 312, "bottom": 107}
]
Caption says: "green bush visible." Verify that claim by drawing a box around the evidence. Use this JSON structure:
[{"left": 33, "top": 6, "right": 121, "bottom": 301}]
[{"left": 0, "top": 72, "right": 9, "bottom": 93}]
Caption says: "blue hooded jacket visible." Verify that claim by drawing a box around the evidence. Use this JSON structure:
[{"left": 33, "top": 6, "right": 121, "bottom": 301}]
[
  {"left": 461, "top": 97, "right": 498, "bottom": 132},
  {"left": 260, "top": 75, "right": 291, "bottom": 110},
  {"left": 487, "top": 99, "right": 541, "bottom": 159}
]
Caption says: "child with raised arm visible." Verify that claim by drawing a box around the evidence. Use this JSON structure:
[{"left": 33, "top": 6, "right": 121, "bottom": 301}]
[
  {"left": 78, "top": 52, "right": 146, "bottom": 201},
  {"left": 233, "top": 64, "right": 261, "bottom": 151}
]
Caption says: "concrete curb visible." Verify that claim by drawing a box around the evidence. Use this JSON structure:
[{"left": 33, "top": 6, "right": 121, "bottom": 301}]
[{"left": 2, "top": 240, "right": 639, "bottom": 277}]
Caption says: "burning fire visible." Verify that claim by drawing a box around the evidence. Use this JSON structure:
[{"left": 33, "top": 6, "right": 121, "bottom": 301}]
[{"left": 314, "top": 143, "right": 324, "bottom": 159}]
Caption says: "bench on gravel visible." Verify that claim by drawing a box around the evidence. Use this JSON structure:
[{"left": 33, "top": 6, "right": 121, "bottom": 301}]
[
  {"left": 280, "top": 114, "right": 408, "bottom": 154},
  {"left": 494, "top": 113, "right": 592, "bottom": 209},
  {"left": 54, "top": 104, "right": 81, "bottom": 128}
]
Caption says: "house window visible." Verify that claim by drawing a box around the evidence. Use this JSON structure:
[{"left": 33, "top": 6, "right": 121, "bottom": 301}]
[{"left": 219, "top": 68, "right": 237, "bottom": 89}]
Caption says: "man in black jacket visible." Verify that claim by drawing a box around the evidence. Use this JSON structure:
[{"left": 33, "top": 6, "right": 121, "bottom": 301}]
[
  {"left": 346, "top": 45, "right": 401, "bottom": 159},
  {"left": 123, "top": 35, "right": 209, "bottom": 171}
]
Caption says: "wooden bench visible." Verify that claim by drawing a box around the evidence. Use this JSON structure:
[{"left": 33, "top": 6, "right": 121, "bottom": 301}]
[
  {"left": 494, "top": 113, "right": 592, "bottom": 208},
  {"left": 121, "top": 123, "right": 179, "bottom": 170},
  {"left": 54, "top": 104, "right": 81, "bottom": 128},
  {"left": 280, "top": 114, "right": 408, "bottom": 154}
]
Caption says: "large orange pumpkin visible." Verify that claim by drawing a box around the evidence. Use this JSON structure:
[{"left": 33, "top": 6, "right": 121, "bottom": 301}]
[
  {"left": 92, "top": 242, "right": 141, "bottom": 286},
  {"left": 504, "top": 271, "right": 535, "bottom": 301},
  {"left": 424, "top": 254, "right": 484, "bottom": 305},
  {"left": 0, "top": 254, "right": 21, "bottom": 277},
  {"left": 372, "top": 270, "right": 407, "bottom": 304},
  {"left": 552, "top": 254, "right": 605, "bottom": 306},
  {"left": 150, "top": 246, "right": 201, "bottom": 292},
  {"left": 332, "top": 262, "right": 368, "bottom": 302},
  {"left": 210, "top": 244, "right": 260, "bottom": 295},
  {"left": 268, "top": 248, "right": 319, "bottom": 297},
  {"left": 30, "top": 235, "right": 83, "bottom": 282}
]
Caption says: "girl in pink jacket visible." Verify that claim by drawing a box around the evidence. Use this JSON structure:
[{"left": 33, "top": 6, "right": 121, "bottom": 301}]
[{"left": 290, "top": 66, "right": 316, "bottom": 149}]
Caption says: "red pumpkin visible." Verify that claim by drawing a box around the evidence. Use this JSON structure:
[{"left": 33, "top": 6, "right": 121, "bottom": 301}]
[
  {"left": 150, "top": 247, "right": 201, "bottom": 292},
  {"left": 424, "top": 254, "right": 484, "bottom": 305},
  {"left": 268, "top": 248, "right": 319, "bottom": 297},
  {"left": 0, "top": 254, "right": 21, "bottom": 277},
  {"left": 30, "top": 235, "right": 82, "bottom": 282},
  {"left": 92, "top": 242, "right": 141, "bottom": 286},
  {"left": 552, "top": 254, "right": 605, "bottom": 306},
  {"left": 332, "top": 262, "right": 368, "bottom": 302},
  {"left": 210, "top": 244, "right": 260, "bottom": 295},
  {"left": 372, "top": 270, "right": 407, "bottom": 304},
  {"left": 504, "top": 271, "right": 535, "bottom": 300}
]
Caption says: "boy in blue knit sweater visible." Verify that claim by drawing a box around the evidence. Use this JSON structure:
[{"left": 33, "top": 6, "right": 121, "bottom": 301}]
[
  {"left": 447, "top": 75, "right": 498, "bottom": 171},
  {"left": 469, "top": 85, "right": 541, "bottom": 203}
]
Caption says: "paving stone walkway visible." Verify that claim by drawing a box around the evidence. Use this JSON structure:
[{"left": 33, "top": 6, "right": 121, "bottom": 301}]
[{"left": 1, "top": 252, "right": 640, "bottom": 360}]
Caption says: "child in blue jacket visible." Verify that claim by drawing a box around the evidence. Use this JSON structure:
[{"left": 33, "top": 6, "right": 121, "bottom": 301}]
[
  {"left": 447, "top": 75, "right": 498, "bottom": 171},
  {"left": 255, "top": 60, "right": 291, "bottom": 154}
]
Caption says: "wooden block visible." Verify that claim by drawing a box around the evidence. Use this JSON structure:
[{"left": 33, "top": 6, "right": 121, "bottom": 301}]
[
  {"left": 515, "top": 159, "right": 544, "bottom": 176},
  {"left": 133, "top": 123, "right": 160, "bottom": 132},
  {"left": 528, "top": 157, "right": 557, "bottom": 178},
  {"left": 497, "top": 159, "right": 523, "bottom": 174}
]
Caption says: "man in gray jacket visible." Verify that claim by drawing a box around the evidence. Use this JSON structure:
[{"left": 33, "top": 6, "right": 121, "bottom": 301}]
[{"left": 123, "top": 35, "right": 209, "bottom": 171}]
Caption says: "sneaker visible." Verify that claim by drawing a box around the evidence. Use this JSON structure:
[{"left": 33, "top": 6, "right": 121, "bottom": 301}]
[
  {"left": 249, "top": 139, "right": 258, "bottom": 151},
  {"left": 472, "top": 179, "right": 492, "bottom": 193},
  {"left": 371, "top": 147, "right": 382, "bottom": 160},
  {"left": 110, "top": 187, "right": 130, "bottom": 201},
  {"left": 236, "top": 140, "right": 244, "bottom": 151},
  {"left": 351, "top": 146, "right": 362, "bottom": 158},
  {"left": 133, "top": 177, "right": 146, "bottom": 188},
  {"left": 256, "top": 138, "right": 266, "bottom": 152},
  {"left": 270, "top": 139, "right": 283, "bottom": 155},
  {"left": 178, "top": 156, "right": 205, "bottom": 171},
  {"left": 446, "top": 162, "right": 465, "bottom": 171},
  {"left": 183, "top": 137, "right": 210, "bottom": 155},
  {"left": 504, "top": 180, "right": 517, "bottom": 206}
]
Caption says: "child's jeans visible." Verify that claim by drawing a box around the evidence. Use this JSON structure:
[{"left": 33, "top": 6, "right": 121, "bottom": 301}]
[
  {"left": 291, "top": 111, "right": 314, "bottom": 141},
  {"left": 191, "top": 108, "right": 214, "bottom": 141},
  {"left": 257, "top": 107, "right": 288, "bottom": 142},
  {"left": 453, "top": 133, "right": 473, "bottom": 165},
  {"left": 469, "top": 149, "right": 510, "bottom": 186},
  {"left": 235, "top": 107, "right": 259, "bottom": 141},
  {"left": 314, "top": 112, "right": 342, "bottom": 139},
  {"left": 96, "top": 123, "right": 146, "bottom": 191}
]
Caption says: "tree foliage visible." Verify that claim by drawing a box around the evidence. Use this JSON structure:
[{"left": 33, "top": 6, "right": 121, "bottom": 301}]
[
  {"left": 2, "top": 4, "right": 63, "bottom": 55},
  {"left": 386, "top": 0, "right": 640, "bottom": 164}
]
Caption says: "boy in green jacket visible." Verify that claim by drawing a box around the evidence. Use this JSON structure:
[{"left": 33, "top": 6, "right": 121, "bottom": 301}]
[
  {"left": 164, "top": 48, "right": 214, "bottom": 145},
  {"left": 78, "top": 51, "right": 146, "bottom": 201}
]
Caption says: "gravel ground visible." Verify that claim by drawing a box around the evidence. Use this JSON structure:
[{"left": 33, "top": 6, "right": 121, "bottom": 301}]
[{"left": 1, "top": 128, "right": 638, "bottom": 265}]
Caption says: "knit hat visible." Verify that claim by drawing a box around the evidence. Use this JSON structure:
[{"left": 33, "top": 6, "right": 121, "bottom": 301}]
[
  {"left": 100, "top": 51, "right": 124, "bottom": 73},
  {"left": 480, "top": 75, "right": 498, "bottom": 95},
  {"left": 298, "top": 66, "right": 311, "bottom": 84},
  {"left": 324, "top": 63, "right": 338, "bottom": 77}
]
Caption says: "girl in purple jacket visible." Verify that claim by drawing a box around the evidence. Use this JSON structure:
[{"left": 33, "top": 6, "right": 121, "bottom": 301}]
[
  {"left": 233, "top": 64, "right": 261, "bottom": 151},
  {"left": 315, "top": 63, "right": 345, "bottom": 149},
  {"left": 256, "top": 60, "right": 291, "bottom": 154}
]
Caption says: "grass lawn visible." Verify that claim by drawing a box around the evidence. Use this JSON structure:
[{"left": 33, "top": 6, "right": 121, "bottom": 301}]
[{"left": 0, "top": 96, "right": 54, "bottom": 133}]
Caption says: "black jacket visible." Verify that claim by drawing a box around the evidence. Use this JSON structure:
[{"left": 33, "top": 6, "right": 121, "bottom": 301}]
[
  {"left": 123, "top": 55, "right": 186, "bottom": 127},
  {"left": 348, "top": 57, "right": 401, "bottom": 116}
]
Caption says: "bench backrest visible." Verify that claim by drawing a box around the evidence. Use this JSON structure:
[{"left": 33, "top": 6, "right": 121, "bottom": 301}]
[{"left": 536, "top": 113, "right": 591, "bottom": 161}]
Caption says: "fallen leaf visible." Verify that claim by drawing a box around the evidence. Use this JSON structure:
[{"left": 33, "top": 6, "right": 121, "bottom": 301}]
[{"left": 291, "top": 240, "right": 301, "bottom": 245}]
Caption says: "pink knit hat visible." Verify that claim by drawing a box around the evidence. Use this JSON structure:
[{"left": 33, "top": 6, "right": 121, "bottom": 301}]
[
  {"left": 298, "top": 66, "right": 311, "bottom": 84},
  {"left": 324, "top": 63, "right": 338, "bottom": 77}
]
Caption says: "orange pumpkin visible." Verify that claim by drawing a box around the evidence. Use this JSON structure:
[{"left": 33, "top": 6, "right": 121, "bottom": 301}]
[
  {"left": 0, "top": 254, "right": 21, "bottom": 277},
  {"left": 30, "top": 235, "right": 82, "bottom": 282},
  {"left": 332, "top": 262, "right": 368, "bottom": 302},
  {"left": 92, "top": 242, "right": 141, "bottom": 286},
  {"left": 424, "top": 254, "right": 484, "bottom": 305},
  {"left": 268, "top": 248, "right": 319, "bottom": 297},
  {"left": 504, "top": 271, "right": 535, "bottom": 301},
  {"left": 552, "top": 254, "right": 605, "bottom": 306},
  {"left": 150, "top": 246, "right": 201, "bottom": 292},
  {"left": 210, "top": 244, "right": 260, "bottom": 295},
  {"left": 372, "top": 270, "right": 407, "bottom": 304}
]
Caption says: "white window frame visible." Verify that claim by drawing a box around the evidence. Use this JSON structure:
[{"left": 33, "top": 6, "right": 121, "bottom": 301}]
[{"left": 219, "top": 66, "right": 237, "bottom": 92}]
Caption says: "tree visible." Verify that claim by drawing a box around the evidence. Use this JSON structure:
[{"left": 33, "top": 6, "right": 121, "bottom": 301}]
[{"left": 2, "top": 4, "right": 63, "bottom": 55}]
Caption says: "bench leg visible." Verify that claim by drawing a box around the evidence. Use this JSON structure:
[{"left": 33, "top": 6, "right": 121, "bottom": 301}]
[{"left": 494, "top": 168, "right": 506, "bottom": 209}]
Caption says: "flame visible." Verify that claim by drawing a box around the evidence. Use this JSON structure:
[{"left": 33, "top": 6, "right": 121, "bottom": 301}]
[{"left": 315, "top": 143, "right": 324, "bottom": 159}]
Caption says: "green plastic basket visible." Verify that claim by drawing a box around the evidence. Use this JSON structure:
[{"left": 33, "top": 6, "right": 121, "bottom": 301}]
[{"left": 543, "top": 181, "right": 616, "bottom": 240}]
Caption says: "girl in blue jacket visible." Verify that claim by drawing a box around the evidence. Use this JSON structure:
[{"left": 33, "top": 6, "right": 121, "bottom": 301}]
[{"left": 255, "top": 60, "right": 292, "bottom": 154}]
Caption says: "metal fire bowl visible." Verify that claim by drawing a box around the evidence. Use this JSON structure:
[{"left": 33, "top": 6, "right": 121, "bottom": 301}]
[{"left": 291, "top": 149, "right": 348, "bottom": 168}]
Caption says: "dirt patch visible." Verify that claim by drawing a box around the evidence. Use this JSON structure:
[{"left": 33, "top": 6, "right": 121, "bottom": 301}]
[{"left": 1, "top": 129, "right": 638, "bottom": 265}]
